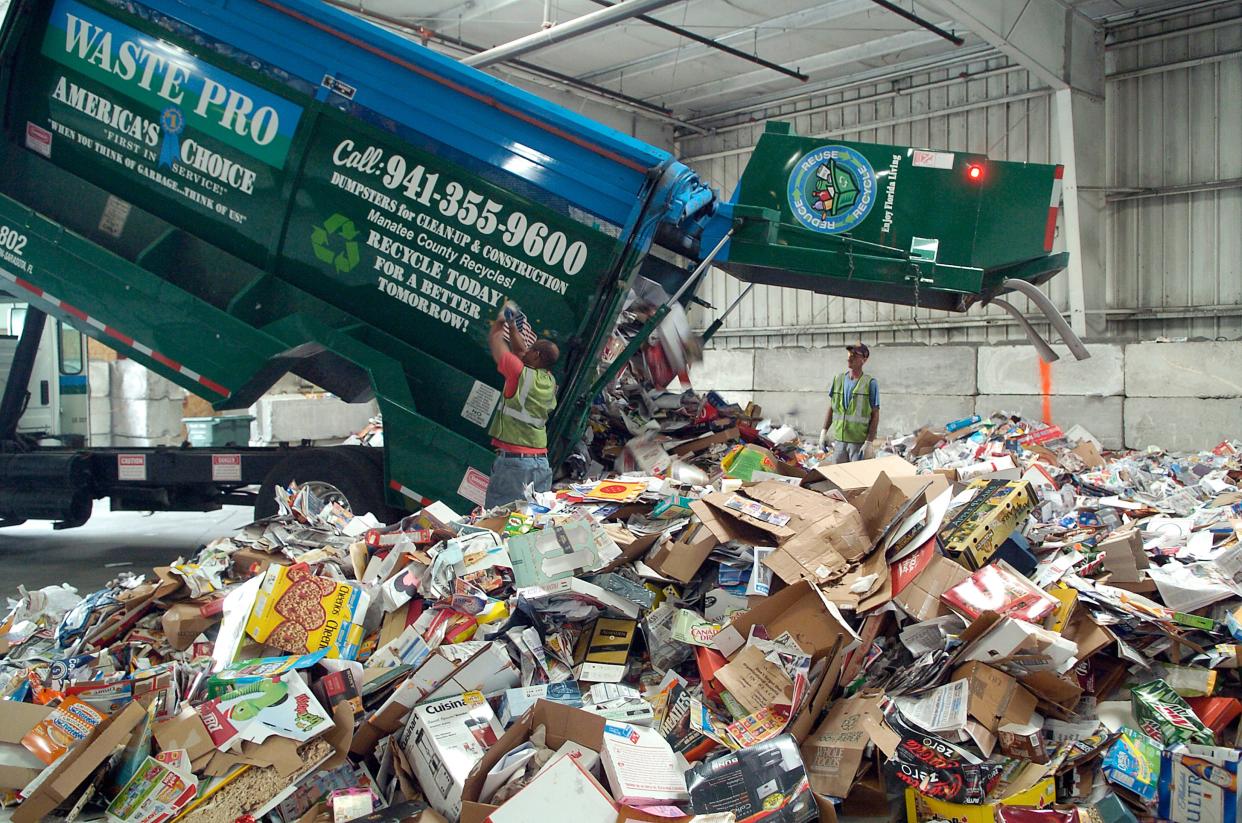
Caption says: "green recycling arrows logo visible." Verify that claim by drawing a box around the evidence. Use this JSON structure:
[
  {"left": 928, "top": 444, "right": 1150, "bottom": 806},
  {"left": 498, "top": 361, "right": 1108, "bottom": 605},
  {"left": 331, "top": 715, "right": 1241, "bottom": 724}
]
[{"left": 311, "top": 213, "right": 361, "bottom": 274}]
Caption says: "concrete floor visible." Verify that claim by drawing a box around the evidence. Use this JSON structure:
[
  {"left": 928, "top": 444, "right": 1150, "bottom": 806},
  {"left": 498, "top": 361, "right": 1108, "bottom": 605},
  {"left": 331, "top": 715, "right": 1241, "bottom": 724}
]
[{"left": 0, "top": 499, "right": 253, "bottom": 600}]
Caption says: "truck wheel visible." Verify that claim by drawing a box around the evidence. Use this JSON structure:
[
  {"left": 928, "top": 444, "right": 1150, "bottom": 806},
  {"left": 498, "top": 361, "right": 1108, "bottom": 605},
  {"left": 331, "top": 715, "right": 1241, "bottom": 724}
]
[{"left": 253, "top": 448, "right": 397, "bottom": 523}]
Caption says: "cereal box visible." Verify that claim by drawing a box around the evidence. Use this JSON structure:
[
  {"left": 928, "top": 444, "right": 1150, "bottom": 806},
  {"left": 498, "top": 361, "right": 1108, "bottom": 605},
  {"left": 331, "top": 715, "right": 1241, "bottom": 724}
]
[{"left": 245, "top": 563, "right": 369, "bottom": 659}]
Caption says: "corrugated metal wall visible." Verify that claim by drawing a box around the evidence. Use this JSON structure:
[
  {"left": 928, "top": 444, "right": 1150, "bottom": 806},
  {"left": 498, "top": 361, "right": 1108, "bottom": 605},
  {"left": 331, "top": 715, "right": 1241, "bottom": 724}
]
[
  {"left": 1107, "top": 3, "right": 1242, "bottom": 341},
  {"left": 681, "top": 3, "right": 1242, "bottom": 347}
]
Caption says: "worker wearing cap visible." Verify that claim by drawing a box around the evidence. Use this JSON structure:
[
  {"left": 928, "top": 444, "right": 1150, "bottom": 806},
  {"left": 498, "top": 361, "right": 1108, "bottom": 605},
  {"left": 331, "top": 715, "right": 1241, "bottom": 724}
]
[
  {"left": 819, "top": 343, "right": 880, "bottom": 463},
  {"left": 485, "top": 315, "right": 560, "bottom": 509}
]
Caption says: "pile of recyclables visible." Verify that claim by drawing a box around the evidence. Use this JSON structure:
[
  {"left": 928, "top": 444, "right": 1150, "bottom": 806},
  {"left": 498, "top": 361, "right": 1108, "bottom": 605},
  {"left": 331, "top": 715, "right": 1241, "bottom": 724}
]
[{"left": 2, "top": 389, "right": 1241, "bottom": 823}]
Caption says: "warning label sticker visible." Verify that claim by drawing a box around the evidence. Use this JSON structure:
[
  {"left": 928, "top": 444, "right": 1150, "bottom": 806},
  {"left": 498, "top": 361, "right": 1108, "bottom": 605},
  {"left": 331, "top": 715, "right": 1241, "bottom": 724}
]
[
  {"left": 117, "top": 454, "right": 146, "bottom": 481},
  {"left": 211, "top": 454, "right": 243, "bottom": 482},
  {"left": 912, "top": 150, "right": 955, "bottom": 169},
  {"left": 462, "top": 381, "right": 502, "bottom": 428},
  {"left": 457, "top": 467, "right": 489, "bottom": 507}
]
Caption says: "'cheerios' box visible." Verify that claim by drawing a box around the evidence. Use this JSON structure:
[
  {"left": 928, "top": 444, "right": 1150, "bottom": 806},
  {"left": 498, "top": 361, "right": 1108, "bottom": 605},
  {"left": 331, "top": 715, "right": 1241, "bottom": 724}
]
[{"left": 244, "top": 562, "right": 368, "bottom": 659}]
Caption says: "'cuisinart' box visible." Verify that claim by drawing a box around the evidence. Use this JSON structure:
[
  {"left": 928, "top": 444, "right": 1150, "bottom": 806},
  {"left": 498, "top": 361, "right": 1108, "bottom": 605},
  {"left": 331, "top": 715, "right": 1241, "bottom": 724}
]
[{"left": 397, "top": 691, "right": 502, "bottom": 821}]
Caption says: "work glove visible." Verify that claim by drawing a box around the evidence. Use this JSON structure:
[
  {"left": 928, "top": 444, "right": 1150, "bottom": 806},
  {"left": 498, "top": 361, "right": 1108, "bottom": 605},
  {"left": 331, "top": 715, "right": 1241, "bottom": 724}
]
[{"left": 818, "top": 429, "right": 830, "bottom": 450}]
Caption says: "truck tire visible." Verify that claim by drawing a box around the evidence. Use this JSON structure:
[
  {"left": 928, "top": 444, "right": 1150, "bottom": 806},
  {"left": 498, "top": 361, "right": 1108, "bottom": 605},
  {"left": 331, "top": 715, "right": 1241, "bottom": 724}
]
[{"left": 253, "top": 448, "right": 398, "bottom": 523}]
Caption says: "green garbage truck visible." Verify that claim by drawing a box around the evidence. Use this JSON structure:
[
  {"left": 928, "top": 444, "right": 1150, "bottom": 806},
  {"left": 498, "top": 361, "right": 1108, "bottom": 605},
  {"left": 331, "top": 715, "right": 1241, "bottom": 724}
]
[{"left": 0, "top": 0, "right": 1080, "bottom": 525}]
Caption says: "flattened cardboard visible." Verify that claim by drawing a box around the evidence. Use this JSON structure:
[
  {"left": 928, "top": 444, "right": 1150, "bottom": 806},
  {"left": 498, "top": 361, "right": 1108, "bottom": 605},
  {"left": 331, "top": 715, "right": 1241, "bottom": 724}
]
[
  {"left": 803, "top": 456, "right": 915, "bottom": 497},
  {"left": 14, "top": 701, "right": 146, "bottom": 823},
  {"left": 801, "top": 696, "right": 885, "bottom": 799},
  {"left": 0, "top": 702, "right": 52, "bottom": 790},
  {"left": 715, "top": 645, "right": 795, "bottom": 716},
  {"left": 699, "top": 490, "right": 795, "bottom": 543},
  {"left": 712, "top": 581, "right": 858, "bottom": 687},
  {"left": 1098, "top": 530, "right": 1149, "bottom": 584},
  {"left": 669, "top": 427, "right": 739, "bottom": 457}
]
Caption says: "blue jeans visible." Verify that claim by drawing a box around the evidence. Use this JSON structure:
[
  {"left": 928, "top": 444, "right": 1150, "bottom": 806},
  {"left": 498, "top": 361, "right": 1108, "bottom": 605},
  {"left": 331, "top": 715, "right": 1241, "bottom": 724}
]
[
  {"left": 834, "top": 441, "right": 866, "bottom": 463},
  {"left": 485, "top": 453, "right": 553, "bottom": 509}
]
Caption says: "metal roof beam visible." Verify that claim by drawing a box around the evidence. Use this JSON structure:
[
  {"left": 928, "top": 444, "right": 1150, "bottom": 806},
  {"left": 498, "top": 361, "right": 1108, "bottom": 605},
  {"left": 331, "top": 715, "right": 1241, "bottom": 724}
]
[
  {"left": 462, "top": 0, "right": 687, "bottom": 68},
  {"left": 921, "top": 0, "right": 1104, "bottom": 97},
  {"left": 585, "top": 0, "right": 808, "bottom": 81},
  {"left": 580, "top": 0, "right": 876, "bottom": 85},
  {"left": 658, "top": 25, "right": 954, "bottom": 109}
]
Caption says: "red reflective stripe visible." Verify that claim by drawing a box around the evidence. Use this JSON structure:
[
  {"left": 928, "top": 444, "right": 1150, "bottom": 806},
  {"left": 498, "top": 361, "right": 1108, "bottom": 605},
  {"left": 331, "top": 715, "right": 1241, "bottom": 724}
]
[
  {"left": 1044, "top": 207, "right": 1058, "bottom": 251},
  {"left": 150, "top": 350, "right": 179, "bottom": 370},
  {"left": 14, "top": 277, "right": 43, "bottom": 297},
  {"left": 197, "top": 376, "right": 230, "bottom": 397},
  {"left": 389, "top": 479, "right": 431, "bottom": 506},
  {"left": 252, "top": 0, "right": 647, "bottom": 175},
  {"left": 3, "top": 274, "right": 233, "bottom": 397},
  {"left": 1053, "top": 165, "right": 1065, "bottom": 180},
  {"left": 61, "top": 303, "right": 88, "bottom": 322},
  {"left": 104, "top": 326, "right": 134, "bottom": 346}
]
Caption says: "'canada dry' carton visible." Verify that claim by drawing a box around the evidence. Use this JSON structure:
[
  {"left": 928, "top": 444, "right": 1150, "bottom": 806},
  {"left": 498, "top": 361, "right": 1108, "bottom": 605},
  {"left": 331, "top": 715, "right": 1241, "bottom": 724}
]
[{"left": 397, "top": 691, "right": 503, "bottom": 821}]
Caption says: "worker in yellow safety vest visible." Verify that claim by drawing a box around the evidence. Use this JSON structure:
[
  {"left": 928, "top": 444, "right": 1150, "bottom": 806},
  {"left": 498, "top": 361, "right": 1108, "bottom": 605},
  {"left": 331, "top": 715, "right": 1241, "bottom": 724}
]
[
  {"left": 818, "top": 343, "right": 880, "bottom": 464},
  {"left": 484, "top": 314, "right": 559, "bottom": 509}
]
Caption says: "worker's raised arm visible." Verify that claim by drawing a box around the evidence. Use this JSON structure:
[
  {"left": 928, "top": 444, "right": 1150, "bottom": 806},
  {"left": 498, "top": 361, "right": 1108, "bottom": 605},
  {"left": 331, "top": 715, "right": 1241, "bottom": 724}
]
[{"left": 488, "top": 318, "right": 511, "bottom": 366}]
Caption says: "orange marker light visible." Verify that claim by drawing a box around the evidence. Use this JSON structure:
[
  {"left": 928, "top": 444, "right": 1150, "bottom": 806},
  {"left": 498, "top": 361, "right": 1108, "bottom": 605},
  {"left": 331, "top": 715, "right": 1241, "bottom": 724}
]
[{"left": 966, "top": 163, "right": 984, "bottom": 181}]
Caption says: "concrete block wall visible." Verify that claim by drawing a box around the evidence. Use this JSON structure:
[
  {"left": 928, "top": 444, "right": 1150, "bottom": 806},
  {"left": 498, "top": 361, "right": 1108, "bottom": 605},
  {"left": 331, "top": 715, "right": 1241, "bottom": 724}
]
[
  {"left": 690, "top": 341, "right": 1242, "bottom": 452},
  {"left": 89, "top": 359, "right": 377, "bottom": 446},
  {"left": 250, "top": 394, "right": 379, "bottom": 445}
]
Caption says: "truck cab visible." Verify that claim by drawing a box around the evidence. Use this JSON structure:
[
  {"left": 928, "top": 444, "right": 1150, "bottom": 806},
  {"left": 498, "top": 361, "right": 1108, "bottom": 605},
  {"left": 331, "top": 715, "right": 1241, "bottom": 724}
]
[{"left": 0, "top": 296, "right": 89, "bottom": 445}]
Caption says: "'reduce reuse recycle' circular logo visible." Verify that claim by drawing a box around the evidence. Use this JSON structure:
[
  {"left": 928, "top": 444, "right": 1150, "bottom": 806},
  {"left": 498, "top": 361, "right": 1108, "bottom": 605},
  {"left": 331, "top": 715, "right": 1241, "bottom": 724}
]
[{"left": 787, "top": 145, "right": 877, "bottom": 234}]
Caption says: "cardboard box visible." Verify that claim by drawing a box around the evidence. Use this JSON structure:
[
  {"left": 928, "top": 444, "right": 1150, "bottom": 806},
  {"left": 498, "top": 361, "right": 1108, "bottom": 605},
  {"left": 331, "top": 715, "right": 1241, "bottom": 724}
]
[
  {"left": 161, "top": 599, "right": 222, "bottom": 651},
  {"left": 461, "top": 700, "right": 607, "bottom": 823},
  {"left": 712, "top": 580, "right": 858, "bottom": 669},
  {"left": 685, "top": 733, "right": 816, "bottom": 821},
  {"left": 891, "top": 543, "right": 970, "bottom": 622},
  {"left": 351, "top": 642, "right": 518, "bottom": 756},
  {"left": 646, "top": 505, "right": 721, "bottom": 584},
  {"left": 426, "top": 642, "right": 520, "bottom": 702},
  {"left": 600, "top": 721, "right": 688, "bottom": 806},
  {"left": 996, "top": 718, "right": 1047, "bottom": 764},
  {"left": 599, "top": 525, "right": 662, "bottom": 573},
  {"left": 516, "top": 578, "right": 640, "bottom": 620},
  {"left": 486, "top": 752, "right": 616, "bottom": 823},
  {"left": 939, "top": 480, "right": 1036, "bottom": 571},
  {"left": 0, "top": 701, "right": 52, "bottom": 790},
  {"left": 13, "top": 701, "right": 146, "bottom": 823},
  {"left": 507, "top": 520, "right": 616, "bottom": 588},
  {"left": 245, "top": 563, "right": 369, "bottom": 659},
  {"left": 950, "top": 662, "right": 1038, "bottom": 735},
  {"left": 911, "top": 428, "right": 946, "bottom": 457},
  {"left": 956, "top": 613, "right": 1077, "bottom": 675},
  {"left": 669, "top": 427, "right": 739, "bottom": 457},
  {"left": 801, "top": 696, "right": 885, "bottom": 799},
  {"left": 397, "top": 691, "right": 504, "bottom": 821},
  {"left": 1158, "top": 745, "right": 1239, "bottom": 823}
]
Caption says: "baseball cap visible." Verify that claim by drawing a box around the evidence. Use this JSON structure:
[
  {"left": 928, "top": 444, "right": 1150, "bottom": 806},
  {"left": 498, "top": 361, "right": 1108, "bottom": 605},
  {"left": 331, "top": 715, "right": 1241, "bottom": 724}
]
[{"left": 846, "top": 343, "right": 870, "bottom": 358}]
